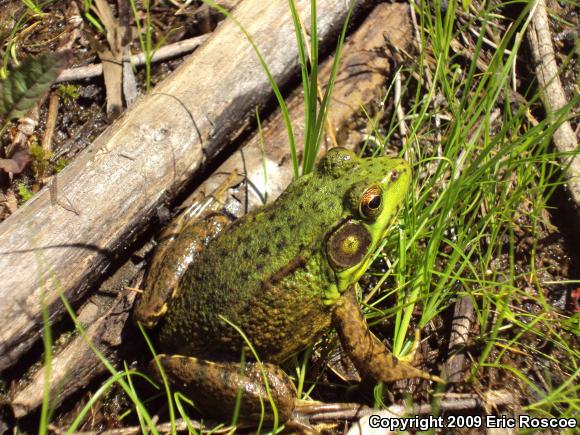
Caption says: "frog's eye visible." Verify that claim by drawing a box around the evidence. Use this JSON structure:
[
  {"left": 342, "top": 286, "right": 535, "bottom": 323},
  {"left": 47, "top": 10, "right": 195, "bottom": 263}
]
[
  {"left": 327, "top": 220, "right": 371, "bottom": 271},
  {"left": 359, "top": 185, "right": 383, "bottom": 219}
]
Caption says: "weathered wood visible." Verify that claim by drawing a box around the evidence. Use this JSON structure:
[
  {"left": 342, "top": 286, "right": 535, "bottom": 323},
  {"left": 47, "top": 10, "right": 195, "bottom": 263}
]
[
  {"left": 196, "top": 2, "right": 413, "bottom": 212},
  {"left": 0, "top": 0, "right": 373, "bottom": 372},
  {"left": 10, "top": 3, "right": 413, "bottom": 417}
]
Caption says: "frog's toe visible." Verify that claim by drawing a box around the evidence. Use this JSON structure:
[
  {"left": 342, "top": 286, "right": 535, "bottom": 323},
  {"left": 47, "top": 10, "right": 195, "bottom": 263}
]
[{"left": 149, "top": 355, "right": 297, "bottom": 424}]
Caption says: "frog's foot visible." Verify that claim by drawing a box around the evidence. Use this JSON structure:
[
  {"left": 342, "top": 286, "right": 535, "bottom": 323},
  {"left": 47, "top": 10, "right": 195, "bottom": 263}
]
[
  {"left": 149, "top": 355, "right": 297, "bottom": 424},
  {"left": 332, "top": 287, "right": 445, "bottom": 384}
]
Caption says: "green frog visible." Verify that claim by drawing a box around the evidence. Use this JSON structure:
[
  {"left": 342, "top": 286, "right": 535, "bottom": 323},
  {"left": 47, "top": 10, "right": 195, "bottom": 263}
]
[{"left": 134, "top": 147, "right": 441, "bottom": 423}]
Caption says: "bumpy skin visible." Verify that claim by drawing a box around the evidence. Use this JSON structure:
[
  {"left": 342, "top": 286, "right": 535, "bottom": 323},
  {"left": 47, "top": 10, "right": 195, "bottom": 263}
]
[
  {"left": 134, "top": 148, "right": 431, "bottom": 422},
  {"left": 134, "top": 209, "right": 233, "bottom": 328},
  {"left": 157, "top": 149, "right": 410, "bottom": 362}
]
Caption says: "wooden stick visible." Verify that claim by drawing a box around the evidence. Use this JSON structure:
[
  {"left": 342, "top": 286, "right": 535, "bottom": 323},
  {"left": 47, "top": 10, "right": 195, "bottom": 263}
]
[
  {"left": 0, "top": 0, "right": 372, "bottom": 373},
  {"left": 55, "top": 35, "right": 210, "bottom": 83}
]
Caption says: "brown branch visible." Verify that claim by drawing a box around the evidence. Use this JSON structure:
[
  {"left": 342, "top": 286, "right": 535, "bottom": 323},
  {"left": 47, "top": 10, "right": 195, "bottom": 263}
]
[
  {"left": 55, "top": 35, "right": 210, "bottom": 83},
  {"left": 305, "top": 390, "right": 516, "bottom": 423},
  {"left": 526, "top": 0, "right": 580, "bottom": 208},
  {"left": 443, "top": 295, "right": 478, "bottom": 384}
]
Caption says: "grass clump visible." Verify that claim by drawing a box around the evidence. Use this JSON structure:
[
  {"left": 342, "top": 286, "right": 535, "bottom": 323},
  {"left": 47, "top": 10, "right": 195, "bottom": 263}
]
[{"left": 360, "top": 0, "right": 578, "bottom": 420}]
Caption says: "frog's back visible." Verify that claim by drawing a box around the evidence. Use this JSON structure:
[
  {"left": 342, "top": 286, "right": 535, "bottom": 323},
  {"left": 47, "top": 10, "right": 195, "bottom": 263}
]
[{"left": 158, "top": 174, "right": 343, "bottom": 362}]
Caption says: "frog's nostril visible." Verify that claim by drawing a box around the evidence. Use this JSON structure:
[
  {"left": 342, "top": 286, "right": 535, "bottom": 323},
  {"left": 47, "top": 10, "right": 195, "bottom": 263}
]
[{"left": 390, "top": 170, "right": 399, "bottom": 182}]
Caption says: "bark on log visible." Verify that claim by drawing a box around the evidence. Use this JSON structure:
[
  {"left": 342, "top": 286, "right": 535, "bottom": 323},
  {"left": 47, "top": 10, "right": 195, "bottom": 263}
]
[
  {"left": 0, "top": 0, "right": 373, "bottom": 373},
  {"left": 10, "top": 3, "right": 413, "bottom": 417}
]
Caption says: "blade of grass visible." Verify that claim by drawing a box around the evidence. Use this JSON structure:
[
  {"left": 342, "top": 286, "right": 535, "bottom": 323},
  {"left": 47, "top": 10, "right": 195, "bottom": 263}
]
[
  {"left": 39, "top": 293, "right": 54, "bottom": 435},
  {"left": 200, "top": 0, "right": 298, "bottom": 178},
  {"left": 67, "top": 370, "right": 156, "bottom": 433},
  {"left": 219, "top": 315, "right": 281, "bottom": 433},
  {"left": 303, "top": 0, "right": 356, "bottom": 174},
  {"left": 137, "top": 321, "right": 177, "bottom": 435}
]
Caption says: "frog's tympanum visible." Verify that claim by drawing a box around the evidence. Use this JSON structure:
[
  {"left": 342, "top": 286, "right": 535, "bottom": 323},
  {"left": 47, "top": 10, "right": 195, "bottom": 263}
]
[{"left": 134, "top": 147, "right": 440, "bottom": 423}]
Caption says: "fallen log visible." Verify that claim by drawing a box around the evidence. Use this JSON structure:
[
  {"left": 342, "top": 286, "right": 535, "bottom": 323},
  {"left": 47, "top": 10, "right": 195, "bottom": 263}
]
[
  {"left": 0, "top": 0, "right": 373, "bottom": 373},
  {"left": 10, "top": 2, "right": 413, "bottom": 417}
]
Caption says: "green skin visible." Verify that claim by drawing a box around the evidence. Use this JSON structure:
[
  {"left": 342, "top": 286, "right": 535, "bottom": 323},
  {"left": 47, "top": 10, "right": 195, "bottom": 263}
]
[{"left": 134, "top": 148, "right": 438, "bottom": 423}]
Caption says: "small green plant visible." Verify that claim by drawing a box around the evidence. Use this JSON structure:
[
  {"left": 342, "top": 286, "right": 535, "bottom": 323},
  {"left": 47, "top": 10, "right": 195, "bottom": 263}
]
[
  {"left": 82, "top": 0, "right": 105, "bottom": 34},
  {"left": 288, "top": 0, "right": 354, "bottom": 175},
  {"left": 47, "top": 281, "right": 160, "bottom": 433},
  {"left": 54, "top": 157, "right": 69, "bottom": 172},
  {"left": 130, "top": 0, "right": 176, "bottom": 93},
  {"left": 129, "top": 0, "right": 154, "bottom": 92},
  {"left": 0, "top": 0, "right": 57, "bottom": 78},
  {"left": 57, "top": 84, "right": 80, "bottom": 103},
  {"left": 201, "top": 0, "right": 355, "bottom": 177},
  {"left": 16, "top": 182, "right": 33, "bottom": 201},
  {"left": 29, "top": 141, "right": 52, "bottom": 177}
]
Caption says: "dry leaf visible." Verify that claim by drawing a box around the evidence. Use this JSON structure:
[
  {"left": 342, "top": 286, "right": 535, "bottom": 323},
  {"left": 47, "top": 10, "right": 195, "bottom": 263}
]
[{"left": 0, "top": 147, "right": 29, "bottom": 174}]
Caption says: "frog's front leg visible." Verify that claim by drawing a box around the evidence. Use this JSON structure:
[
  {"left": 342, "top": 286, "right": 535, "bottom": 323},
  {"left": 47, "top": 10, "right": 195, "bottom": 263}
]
[
  {"left": 149, "top": 355, "right": 297, "bottom": 423},
  {"left": 332, "top": 287, "right": 444, "bottom": 384}
]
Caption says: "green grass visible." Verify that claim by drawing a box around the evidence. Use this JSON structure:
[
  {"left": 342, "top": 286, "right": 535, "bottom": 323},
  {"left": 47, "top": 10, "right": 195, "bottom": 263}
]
[
  {"left": 129, "top": 0, "right": 156, "bottom": 93},
  {"left": 0, "top": 1, "right": 58, "bottom": 78},
  {"left": 27, "top": 253, "right": 161, "bottom": 434},
  {"left": 288, "top": 0, "right": 355, "bottom": 175},
  {"left": 201, "top": 0, "right": 354, "bottom": 178},
  {"left": 82, "top": 0, "right": 105, "bottom": 34},
  {"left": 20, "top": 0, "right": 43, "bottom": 16},
  {"left": 359, "top": 0, "right": 579, "bottom": 419}
]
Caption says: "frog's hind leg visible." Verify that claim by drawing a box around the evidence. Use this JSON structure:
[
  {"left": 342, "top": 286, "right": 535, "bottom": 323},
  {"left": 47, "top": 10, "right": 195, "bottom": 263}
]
[
  {"left": 332, "top": 287, "right": 445, "bottom": 384},
  {"left": 150, "top": 355, "right": 297, "bottom": 424}
]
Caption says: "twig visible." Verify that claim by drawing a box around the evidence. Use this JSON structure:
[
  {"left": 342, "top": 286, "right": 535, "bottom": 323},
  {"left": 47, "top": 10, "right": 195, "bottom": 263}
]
[
  {"left": 92, "top": 0, "right": 126, "bottom": 116},
  {"left": 42, "top": 92, "right": 59, "bottom": 154},
  {"left": 63, "top": 418, "right": 236, "bottom": 435},
  {"left": 49, "top": 175, "right": 80, "bottom": 215},
  {"left": 50, "top": 419, "right": 188, "bottom": 435},
  {"left": 526, "top": 0, "right": 580, "bottom": 208},
  {"left": 55, "top": 35, "right": 210, "bottom": 83},
  {"left": 394, "top": 68, "right": 408, "bottom": 137},
  {"left": 306, "top": 390, "right": 516, "bottom": 424},
  {"left": 443, "top": 295, "right": 477, "bottom": 384}
]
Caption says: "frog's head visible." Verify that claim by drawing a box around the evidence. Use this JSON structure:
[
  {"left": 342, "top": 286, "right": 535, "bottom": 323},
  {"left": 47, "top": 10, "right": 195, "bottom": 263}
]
[{"left": 317, "top": 147, "right": 411, "bottom": 303}]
